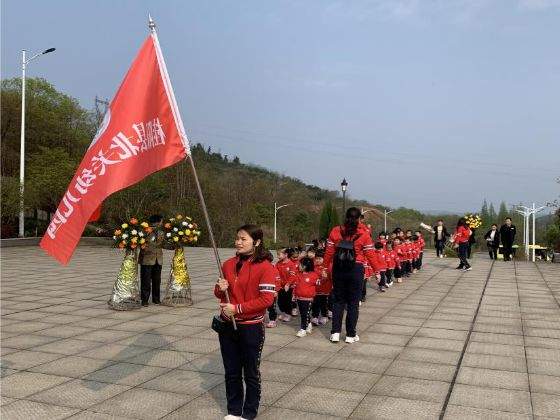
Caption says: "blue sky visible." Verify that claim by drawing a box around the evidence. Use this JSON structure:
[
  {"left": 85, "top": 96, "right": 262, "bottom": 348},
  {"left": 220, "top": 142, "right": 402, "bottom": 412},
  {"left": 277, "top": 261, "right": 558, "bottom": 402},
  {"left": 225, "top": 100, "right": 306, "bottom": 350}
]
[{"left": 2, "top": 0, "right": 559, "bottom": 213}]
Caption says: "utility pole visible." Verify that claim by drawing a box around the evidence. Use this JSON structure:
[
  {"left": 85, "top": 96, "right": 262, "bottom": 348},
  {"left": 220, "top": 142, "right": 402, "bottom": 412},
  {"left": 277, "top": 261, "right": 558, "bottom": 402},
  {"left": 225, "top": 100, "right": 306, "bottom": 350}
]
[{"left": 274, "top": 202, "right": 292, "bottom": 244}]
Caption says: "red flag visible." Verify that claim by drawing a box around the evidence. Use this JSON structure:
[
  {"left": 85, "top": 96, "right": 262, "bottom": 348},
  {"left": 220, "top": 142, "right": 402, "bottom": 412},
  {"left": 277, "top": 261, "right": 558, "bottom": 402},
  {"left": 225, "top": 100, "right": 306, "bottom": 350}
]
[
  {"left": 40, "top": 32, "right": 189, "bottom": 264},
  {"left": 88, "top": 204, "right": 102, "bottom": 222}
]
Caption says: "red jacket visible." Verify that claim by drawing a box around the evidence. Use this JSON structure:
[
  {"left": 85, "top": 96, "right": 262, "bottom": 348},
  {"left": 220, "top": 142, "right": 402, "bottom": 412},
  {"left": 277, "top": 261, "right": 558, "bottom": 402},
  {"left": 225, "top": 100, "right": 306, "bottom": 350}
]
[
  {"left": 372, "top": 249, "right": 387, "bottom": 272},
  {"left": 454, "top": 226, "right": 471, "bottom": 244},
  {"left": 294, "top": 271, "right": 319, "bottom": 300},
  {"left": 384, "top": 249, "right": 399, "bottom": 269},
  {"left": 324, "top": 223, "right": 380, "bottom": 272},
  {"left": 276, "top": 259, "right": 298, "bottom": 288},
  {"left": 214, "top": 256, "right": 279, "bottom": 324},
  {"left": 417, "top": 236, "right": 425, "bottom": 251}
]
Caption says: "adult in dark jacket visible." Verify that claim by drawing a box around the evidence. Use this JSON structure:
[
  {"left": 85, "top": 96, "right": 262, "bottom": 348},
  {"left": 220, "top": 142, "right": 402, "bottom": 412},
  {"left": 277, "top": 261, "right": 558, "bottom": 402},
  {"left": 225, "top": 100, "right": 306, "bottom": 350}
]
[
  {"left": 432, "top": 220, "right": 449, "bottom": 258},
  {"left": 499, "top": 217, "right": 516, "bottom": 261},
  {"left": 484, "top": 224, "right": 500, "bottom": 260}
]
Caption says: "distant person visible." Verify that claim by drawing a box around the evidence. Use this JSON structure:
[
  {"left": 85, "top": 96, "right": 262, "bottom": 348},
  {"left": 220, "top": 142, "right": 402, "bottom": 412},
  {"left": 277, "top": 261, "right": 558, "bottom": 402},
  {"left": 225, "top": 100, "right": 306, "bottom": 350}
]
[
  {"left": 323, "top": 207, "right": 380, "bottom": 343},
  {"left": 484, "top": 224, "right": 500, "bottom": 260},
  {"left": 432, "top": 220, "right": 449, "bottom": 258},
  {"left": 467, "top": 228, "right": 476, "bottom": 259},
  {"left": 138, "top": 214, "right": 164, "bottom": 306},
  {"left": 500, "top": 217, "right": 517, "bottom": 261},
  {"left": 453, "top": 218, "right": 472, "bottom": 271}
]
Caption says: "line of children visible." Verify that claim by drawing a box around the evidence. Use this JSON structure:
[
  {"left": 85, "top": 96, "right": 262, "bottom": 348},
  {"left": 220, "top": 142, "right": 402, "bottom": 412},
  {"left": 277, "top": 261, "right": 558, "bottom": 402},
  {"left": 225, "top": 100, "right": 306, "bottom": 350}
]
[{"left": 267, "top": 228, "right": 425, "bottom": 338}]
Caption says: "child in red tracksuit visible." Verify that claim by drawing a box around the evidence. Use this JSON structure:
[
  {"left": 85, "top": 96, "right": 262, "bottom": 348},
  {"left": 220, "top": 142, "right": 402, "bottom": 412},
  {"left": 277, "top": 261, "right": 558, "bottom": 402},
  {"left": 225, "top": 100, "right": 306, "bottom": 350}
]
[
  {"left": 311, "top": 250, "right": 331, "bottom": 325},
  {"left": 294, "top": 257, "right": 319, "bottom": 337},
  {"left": 384, "top": 243, "right": 397, "bottom": 286},
  {"left": 402, "top": 237, "right": 413, "bottom": 277},
  {"left": 411, "top": 236, "right": 420, "bottom": 273},
  {"left": 276, "top": 248, "right": 298, "bottom": 322},
  {"left": 415, "top": 231, "right": 425, "bottom": 270},
  {"left": 390, "top": 239, "right": 403, "bottom": 283},
  {"left": 373, "top": 242, "right": 388, "bottom": 292}
]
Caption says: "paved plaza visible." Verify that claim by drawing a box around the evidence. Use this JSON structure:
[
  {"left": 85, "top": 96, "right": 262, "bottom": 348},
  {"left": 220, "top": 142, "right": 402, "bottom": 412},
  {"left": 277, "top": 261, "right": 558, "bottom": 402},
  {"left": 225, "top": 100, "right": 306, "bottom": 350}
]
[{"left": 1, "top": 245, "right": 559, "bottom": 419}]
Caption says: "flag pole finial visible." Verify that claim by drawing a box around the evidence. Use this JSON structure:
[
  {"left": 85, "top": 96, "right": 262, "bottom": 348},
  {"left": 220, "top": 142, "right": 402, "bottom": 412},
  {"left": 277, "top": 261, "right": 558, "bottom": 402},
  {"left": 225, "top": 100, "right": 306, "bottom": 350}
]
[{"left": 148, "top": 14, "right": 156, "bottom": 32}]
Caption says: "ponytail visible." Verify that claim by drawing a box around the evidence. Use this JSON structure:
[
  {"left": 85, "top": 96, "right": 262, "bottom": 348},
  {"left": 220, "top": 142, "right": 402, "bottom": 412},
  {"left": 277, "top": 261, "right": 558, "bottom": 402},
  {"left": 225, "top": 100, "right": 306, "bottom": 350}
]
[{"left": 343, "top": 207, "right": 361, "bottom": 237}]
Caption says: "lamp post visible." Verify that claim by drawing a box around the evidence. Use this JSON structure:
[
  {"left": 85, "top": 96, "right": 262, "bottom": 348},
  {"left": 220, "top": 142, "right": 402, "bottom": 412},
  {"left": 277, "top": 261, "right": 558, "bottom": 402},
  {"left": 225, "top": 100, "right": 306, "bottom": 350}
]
[
  {"left": 274, "top": 202, "right": 292, "bottom": 244},
  {"left": 384, "top": 209, "right": 394, "bottom": 233},
  {"left": 340, "top": 178, "right": 348, "bottom": 215},
  {"left": 19, "top": 47, "right": 56, "bottom": 237},
  {"left": 530, "top": 202, "right": 546, "bottom": 262}
]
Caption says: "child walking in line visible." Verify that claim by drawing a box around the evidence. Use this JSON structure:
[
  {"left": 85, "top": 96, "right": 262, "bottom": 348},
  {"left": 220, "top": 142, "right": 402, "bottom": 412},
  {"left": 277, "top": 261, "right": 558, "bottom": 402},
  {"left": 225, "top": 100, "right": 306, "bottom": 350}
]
[
  {"left": 373, "top": 241, "right": 387, "bottom": 292},
  {"left": 311, "top": 250, "right": 331, "bottom": 325},
  {"left": 294, "top": 257, "right": 319, "bottom": 337},
  {"left": 276, "top": 248, "right": 298, "bottom": 322},
  {"left": 415, "top": 231, "right": 425, "bottom": 270},
  {"left": 290, "top": 249, "right": 301, "bottom": 316},
  {"left": 384, "top": 242, "right": 395, "bottom": 286},
  {"left": 266, "top": 251, "right": 280, "bottom": 328},
  {"left": 411, "top": 235, "right": 420, "bottom": 273}
]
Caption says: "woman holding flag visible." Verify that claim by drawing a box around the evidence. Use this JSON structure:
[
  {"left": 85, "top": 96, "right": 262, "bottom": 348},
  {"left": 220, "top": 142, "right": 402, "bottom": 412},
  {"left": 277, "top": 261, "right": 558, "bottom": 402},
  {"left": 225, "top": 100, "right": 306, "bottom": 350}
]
[{"left": 214, "top": 224, "right": 279, "bottom": 420}]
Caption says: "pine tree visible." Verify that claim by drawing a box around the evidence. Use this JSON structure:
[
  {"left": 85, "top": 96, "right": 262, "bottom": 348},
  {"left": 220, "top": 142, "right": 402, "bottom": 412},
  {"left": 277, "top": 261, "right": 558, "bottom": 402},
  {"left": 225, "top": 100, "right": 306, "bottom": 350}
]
[
  {"left": 489, "top": 203, "right": 497, "bottom": 221},
  {"left": 319, "top": 201, "right": 339, "bottom": 239},
  {"left": 498, "top": 201, "right": 508, "bottom": 222}
]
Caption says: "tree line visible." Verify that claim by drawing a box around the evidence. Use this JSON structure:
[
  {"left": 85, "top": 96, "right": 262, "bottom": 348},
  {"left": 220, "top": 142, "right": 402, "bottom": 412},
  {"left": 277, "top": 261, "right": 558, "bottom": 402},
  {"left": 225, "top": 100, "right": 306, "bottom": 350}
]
[{"left": 1, "top": 77, "right": 558, "bottom": 251}]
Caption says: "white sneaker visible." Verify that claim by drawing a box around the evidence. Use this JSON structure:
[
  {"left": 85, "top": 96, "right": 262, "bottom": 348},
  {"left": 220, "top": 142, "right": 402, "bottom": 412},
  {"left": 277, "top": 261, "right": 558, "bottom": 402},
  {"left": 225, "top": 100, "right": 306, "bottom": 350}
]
[
  {"left": 281, "top": 314, "right": 291, "bottom": 322},
  {"left": 345, "top": 335, "right": 360, "bottom": 344},
  {"left": 306, "top": 323, "right": 313, "bottom": 334},
  {"left": 463, "top": 267, "right": 472, "bottom": 271},
  {"left": 296, "top": 329, "right": 307, "bottom": 337},
  {"left": 319, "top": 316, "right": 328, "bottom": 325},
  {"left": 291, "top": 308, "right": 298, "bottom": 316},
  {"left": 224, "top": 415, "right": 240, "bottom": 420},
  {"left": 359, "top": 301, "right": 362, "bottom": 306},
  {"left": 330, "top": 333, "right": 340, "bottom": 342},
  {"left": 439, "top": 255, "right": 443, "bottom": 258},
  {"left": 327, "top": 310, "right": 333, "bottom": 318},
  {"left": 311, "top": 317, "right": 319, "bottom": 325}
]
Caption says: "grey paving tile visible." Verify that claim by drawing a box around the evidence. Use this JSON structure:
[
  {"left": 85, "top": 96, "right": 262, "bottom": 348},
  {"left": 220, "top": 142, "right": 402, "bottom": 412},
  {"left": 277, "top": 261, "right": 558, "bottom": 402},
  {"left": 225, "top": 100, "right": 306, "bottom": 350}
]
[
  {"left": 89, "top": 387, "right": 192, "bottom": 419},
  {"left": 449, "top": 383, "right": 532, "bottom": 414},
  {"left": 81, "top": 344, "right": 152, "bottom": 361},
  {"left": 265, "top": 347, "right": 333, "bottom": 366},
  {"left": 1, "top": 371, "right": 72, "bottom": 398},
  {"left": 0, "top": 350, "right": 64, "bottom": 370},
  {"left": 397, "top": 347, "right": 461, "bottom": 365},
  {"left": 0, "top": 399, "right": 80, "bottom": 420},
  {"left": 260, "top": 361, "right": 317, "bottom": 384},
  {"left": 66, "top": 410, "right": 133, "bottom": 419},
  {"left": 29, "top": 379, "right": 130, "bottom": 409},
  {"left": 532, "top": 392, "right": 560, "bottom": 418},
  {"left": 274, "top": 384, "right": 364, "bottom": 417},
  {"left": 350, "top": 394, "right": 442, "bottom": 419},
  {"left": 527, "top": 359, "right": 560, "bottom": 376},
  {"left": 258, "top": 407, "right": 343, "bottom": 419},
  {"left": 33, "top": 338, "right": 105, "bottom": 355},
  {"left": 159, "top": 393, "right": 227, "bottom": 419},
  {"left": 466, "top": 341, "right": 525, "bottom": 357},
  {"left": 415, "top": 327, "right": 469, "bottom": 341},
  {"left": 385, "top": 360, "right": 456, "bottom": 382},
  {"left": 140, "top": 368, "right": 223, "bottom": 395},
  {"left": 83, "top": 362, "right": 169, "bottom": 386},
  {"left": 470, "top": 331, "right": 525, "bottom": 346},
  {"left": 456, "top": 366, "right": 529, "bottom": 390},
  {"left": 326, "top": 353, "right": 394, "bottom": 374},
  {"left": 28, "top": 356, "right": 117, "bottom": 378},
  {"left": 409, "top": 337, "right": 465, "bottom": 352},
  {"left": 0, "top": 334, "right": 59, "bottom": 350},
  {"left": 369, "top": 375, "right": 449, "bottom": 403},
  {"left": 529, "top": 374, "right": 560, "bottom": 395},
  {"left": 164, "top": 337, "right": 221, "bottom": 354},
  {"left": 302, "top": 368, "right": 380, "bottom": 393},
  {"left": 462, "top": 353, "right": 527, "bottom": 373},
  {"left": 443, "top": 404, "right": 531, "bottom": 419},
  {"left": 527, "top": 347, "right": 560, "bottom": 362}
]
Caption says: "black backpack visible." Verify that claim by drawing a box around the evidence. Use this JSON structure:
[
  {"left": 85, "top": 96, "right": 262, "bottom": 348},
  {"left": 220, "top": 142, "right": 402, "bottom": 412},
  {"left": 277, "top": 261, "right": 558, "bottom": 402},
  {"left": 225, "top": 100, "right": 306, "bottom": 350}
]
[{"left": 333, "top": 231, "right": 360, "bottom": 271}]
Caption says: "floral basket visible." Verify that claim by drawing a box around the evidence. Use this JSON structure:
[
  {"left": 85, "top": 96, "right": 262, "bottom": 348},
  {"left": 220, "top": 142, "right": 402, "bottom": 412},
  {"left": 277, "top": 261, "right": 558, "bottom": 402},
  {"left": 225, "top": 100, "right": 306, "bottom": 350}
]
[
  {"left": 465, "top": 214, "right": 482, "bottom": 229},
  {"left": 107, "top": 218, "right": 152, "bottom": 311},
  {"left": 161, "top": 214, "right": 201, "bottom": 307}
]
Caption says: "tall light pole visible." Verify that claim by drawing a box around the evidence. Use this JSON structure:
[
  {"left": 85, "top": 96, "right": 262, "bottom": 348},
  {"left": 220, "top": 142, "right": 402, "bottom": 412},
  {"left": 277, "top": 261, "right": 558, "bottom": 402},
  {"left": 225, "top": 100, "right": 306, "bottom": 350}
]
[
  {"left": 515, "top": 207, "right": 531, "bottom": 260},
  {"left": 531, "top": 202, "right": 546, "bottom": 262},
  {"left": 19, "top": 47, "right": 56, "bottom": 237},
  {"left": 274, "top": 202, "right": 292, "bottom": 244},
  {"left": 384, "top": 209, "right": 394, "bottom": 233},
  {"left": 341, "top": 178, "right": 348, "bottom": 215}
]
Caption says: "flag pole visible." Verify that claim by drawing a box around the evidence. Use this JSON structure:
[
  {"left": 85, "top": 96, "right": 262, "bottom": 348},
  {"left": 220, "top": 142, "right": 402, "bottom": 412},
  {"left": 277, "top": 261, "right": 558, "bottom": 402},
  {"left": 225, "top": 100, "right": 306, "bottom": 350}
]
[{"left": 148, "top": 15, "right": 236, "bottom": 329}]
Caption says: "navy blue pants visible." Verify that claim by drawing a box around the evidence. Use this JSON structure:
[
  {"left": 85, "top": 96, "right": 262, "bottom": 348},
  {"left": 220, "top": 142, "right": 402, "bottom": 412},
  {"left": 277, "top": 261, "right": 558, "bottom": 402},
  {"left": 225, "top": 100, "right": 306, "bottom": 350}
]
[
  {"left": 331, "top": 263, "right": 364, "bottom": 337},
  {"left": 219, "top": 323, "right": 265, "bottom": 419}
]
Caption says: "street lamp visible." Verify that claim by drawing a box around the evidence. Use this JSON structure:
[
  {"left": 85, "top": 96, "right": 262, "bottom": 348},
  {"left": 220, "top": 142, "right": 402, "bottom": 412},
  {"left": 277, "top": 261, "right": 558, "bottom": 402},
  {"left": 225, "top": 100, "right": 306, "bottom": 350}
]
[
  {"left": 19, "top": 47, "right": 56, "bottom": 237},
  {"left": 340, "top": 178, "right": 348, "bottom": 215},
  {"left": 383, "top": 209, "right": 394, "bottom": 233},
  {"left": 274, "top": 202, "right": 292, "bottom": 244}
]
